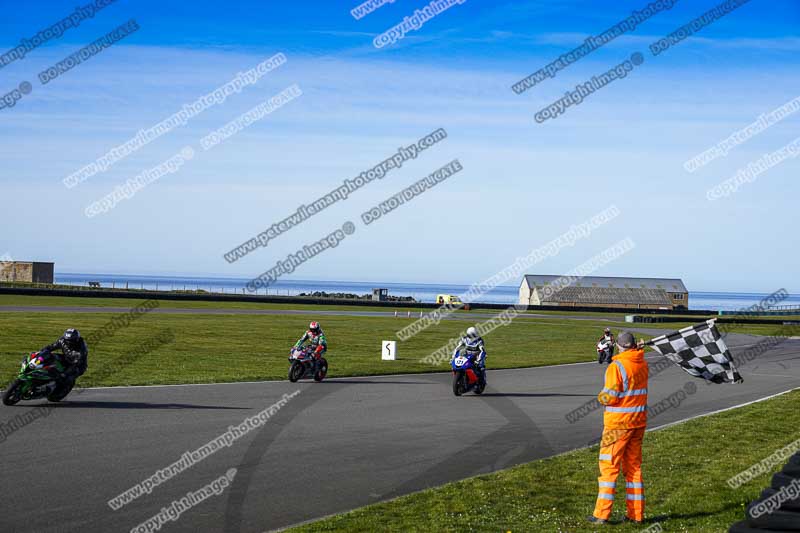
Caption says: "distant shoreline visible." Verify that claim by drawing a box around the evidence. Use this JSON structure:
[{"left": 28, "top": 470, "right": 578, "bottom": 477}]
[
  {"left": 46, "top": 272, "right": 799, "bottom": 312},
  {"left": 53, "top": 271, "right": 794, "bottom": 295}
]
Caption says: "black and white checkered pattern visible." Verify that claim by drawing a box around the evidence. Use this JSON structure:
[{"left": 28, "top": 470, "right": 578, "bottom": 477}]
[{"left": 645, "top": 320, "right": 743, "bottom": 384}]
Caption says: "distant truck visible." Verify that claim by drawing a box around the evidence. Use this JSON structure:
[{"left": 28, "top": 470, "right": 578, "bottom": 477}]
[{"left": 436, "top": 294, "right": 463, "bottom": 306}]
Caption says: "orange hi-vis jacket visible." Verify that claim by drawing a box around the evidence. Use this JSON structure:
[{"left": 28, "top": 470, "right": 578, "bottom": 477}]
[{"left": 598, "top": 348, "right": 648, "bottom": 430}]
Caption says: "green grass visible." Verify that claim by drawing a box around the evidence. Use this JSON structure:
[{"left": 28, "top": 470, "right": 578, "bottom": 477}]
[
  {"left": 4, "top": 294, "right": 798, "bottom": 321},
  {"left": 290, "top": 389, "right": 800, "bottom": 533},
  {"left": 0, "top": 293, "right": 628, "bottom": 319},
  {"left": 7, "top": 294, "right": 799, "bottom": 332},
  {"left": 582, "top": 315, "right": 797, "bottom": 339},
  {"left": 1, "top": 295, "right": 793, "bottom": 387},
  {"left": 0, "top": 306, "right": 634, "bottom": 387},
  {"left": 0, "top": 294, "right": 429, "bottom": 313},
  {"left": 0, "top": 293, "right": 603, "bottom": 315},
  {"left": 619, "top": 320, "right": 800, "bottom": 338}
]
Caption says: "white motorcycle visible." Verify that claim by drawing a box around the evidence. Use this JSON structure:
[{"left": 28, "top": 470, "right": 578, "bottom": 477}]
[{"left": 596, "top": 338, "right": 614, "bottom": 365}]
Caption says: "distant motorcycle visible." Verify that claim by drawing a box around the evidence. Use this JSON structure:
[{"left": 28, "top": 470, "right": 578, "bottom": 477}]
[
  {"left": 597, "top": 339, "right": 614, "bottom": 365},
  {"left": 288, "top": 346, "right": 328, "bottom": 383},
  {"left": 451, "top": 352, "right": 485, "bottom": 396},
  {"left": 2, "top": 351, "right": 74, "bottom": 406}
]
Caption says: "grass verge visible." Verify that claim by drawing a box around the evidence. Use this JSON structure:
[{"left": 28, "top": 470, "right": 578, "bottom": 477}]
[
  {"left": 290, "top": 389, "right": 800, "bottom": 532},
  {"left": 1, "top": 296, "right": 790, "bottom": 387},
  {"left": 0, "top": 307, "right": 635, "bottom": 387},
  {"left": 0, "top": 294, "right": 429, "bottom": 313}
]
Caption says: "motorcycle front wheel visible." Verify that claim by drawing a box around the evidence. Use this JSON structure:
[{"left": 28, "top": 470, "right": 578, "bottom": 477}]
[
  {"left": 288, "top": 362, "right": 304, "bottom": 382},
  {"left": 452, "top": 372, "right": 465, "bottom": 396},
  {"left": 2, "top": 379, "right": 23, "bottom": 406}
]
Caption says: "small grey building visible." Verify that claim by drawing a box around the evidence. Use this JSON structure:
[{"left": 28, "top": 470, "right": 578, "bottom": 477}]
[
  {"left": 0, "top": 261, "right": 55, "bottom": 284},
  {"left": 372, "top": 288, "right": 389, "bottom": 301},
  {"left": 519, "top": 275, "right": 688, "bottom": 310}
]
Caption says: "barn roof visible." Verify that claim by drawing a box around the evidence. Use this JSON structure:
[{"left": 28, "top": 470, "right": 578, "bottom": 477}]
[
  {"left": 521, "top": 275, "right": 687, "bottom": 293},
  {"left": 537, "top": 286, "right": 674, "bottom": 306}
]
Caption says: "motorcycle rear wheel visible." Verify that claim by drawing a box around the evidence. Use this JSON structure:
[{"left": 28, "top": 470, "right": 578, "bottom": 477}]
[
  {"left": 2, "top": 379, "right": 23, "bottom": 406},
  {"left": 48, "top": 380, "right": 74, "bottom": 402},
  {"left": 288, "top": 362, "right": 304, "bottom": 383},
  {"left": 313, "top": 358, "right": 328, "bottom": 382}
]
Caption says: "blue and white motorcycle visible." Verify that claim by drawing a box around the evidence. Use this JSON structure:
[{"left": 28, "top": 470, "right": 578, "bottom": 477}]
[{"left": 451, "top": 352, "right": 486, "bottom": 396}]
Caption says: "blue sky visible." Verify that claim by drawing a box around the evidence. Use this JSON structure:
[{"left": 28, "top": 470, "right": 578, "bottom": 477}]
[{"left": 1, "top": 0, "right": 798, "bottom": 292}]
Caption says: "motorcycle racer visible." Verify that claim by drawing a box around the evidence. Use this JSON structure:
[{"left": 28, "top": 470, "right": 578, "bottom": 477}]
[
  {"left": 599, "top": 327, "right": 615, "bottom": 345},
  {"left": 294, "top": 322, "right": 327, "bottom": 364},
  {"left": 597, "top": 327, "right": 615, "bottom": 364},
  {"left": 452, "top": 326, "right": 486, "bottom": 384},
  {"left": 40, "top": 328, "right": 88, "bottom": 388}
]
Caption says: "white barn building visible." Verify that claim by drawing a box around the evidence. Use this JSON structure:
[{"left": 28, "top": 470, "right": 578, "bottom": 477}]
[{"left": 519, "top": 275, "right": 688, "bottom": 310}]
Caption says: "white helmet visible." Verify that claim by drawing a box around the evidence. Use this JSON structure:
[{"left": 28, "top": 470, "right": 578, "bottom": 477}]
[{"left": 466, "top": 326, "right": 478, "bottom": 338}]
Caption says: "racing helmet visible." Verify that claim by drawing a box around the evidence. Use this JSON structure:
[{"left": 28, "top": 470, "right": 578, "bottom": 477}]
[{"left": 64, "top": 328, "right": 81, "bottom": 348}]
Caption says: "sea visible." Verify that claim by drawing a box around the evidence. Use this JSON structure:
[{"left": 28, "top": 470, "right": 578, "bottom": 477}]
[{"left": 53, "top": 273, "right": 800, "bottom": 312}]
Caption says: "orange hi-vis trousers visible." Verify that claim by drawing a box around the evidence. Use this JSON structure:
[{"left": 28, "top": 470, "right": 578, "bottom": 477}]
[{"left": 593, "top": 427, "right": 645, "bottom": 521}]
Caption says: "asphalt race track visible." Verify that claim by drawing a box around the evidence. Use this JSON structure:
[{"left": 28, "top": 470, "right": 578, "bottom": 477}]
[{"left": 1, "top": 333, "right": 798, "bottom": 532}]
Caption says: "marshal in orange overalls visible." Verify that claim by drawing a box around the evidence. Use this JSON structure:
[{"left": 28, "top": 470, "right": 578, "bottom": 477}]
[{"left": 593, "top": 347, "right": 648, "bottom": 522}]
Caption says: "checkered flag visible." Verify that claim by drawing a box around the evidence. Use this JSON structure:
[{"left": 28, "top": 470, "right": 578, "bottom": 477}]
[{"left": 645, "top": 320, "right": 743, "bottom": 384}]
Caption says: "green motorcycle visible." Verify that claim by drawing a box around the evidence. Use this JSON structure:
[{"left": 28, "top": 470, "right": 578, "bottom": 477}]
[{"left": 2, "top": 351, "right": 74, "bottom": 406}]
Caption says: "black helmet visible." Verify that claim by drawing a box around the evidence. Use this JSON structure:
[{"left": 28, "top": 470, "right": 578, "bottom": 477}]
[{"left": 64, "top": 328, "right": 81, "bottom": 347}]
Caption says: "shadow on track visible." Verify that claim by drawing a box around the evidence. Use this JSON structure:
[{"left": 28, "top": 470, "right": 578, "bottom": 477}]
[
  {"left": 378, "top": 384, "right": 557, "bottom": 501},
  {"left": 46, "top": 400, "right": 250, "bottom": 410},
  {"left": 475, "top": 392, "right": 596, "bottom": 398},
  {"left": 223, "top": 384, "right": 340, "bottom": 533},
  {"left": 317, "top": 379, "right": 437, "bottom": 385},
  {"left": 221, "top": 377, "right": 561, "bottom": 531}
]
